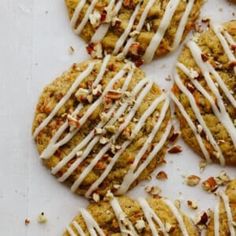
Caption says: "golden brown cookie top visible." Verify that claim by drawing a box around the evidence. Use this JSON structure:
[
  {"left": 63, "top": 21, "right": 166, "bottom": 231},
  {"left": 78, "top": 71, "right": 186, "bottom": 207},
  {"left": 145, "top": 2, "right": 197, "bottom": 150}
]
[
  {"left": 65, "top": 0, "right": 203, "bottom": 64},
  {"left": 64, "top": 196, "right": 198, "bottom": 236},
  {"left": 32, "top": 56, "right": 172, "bottom": 198},
  {"left": 171, "top": 20, "right": 236, "bottom": 166}
]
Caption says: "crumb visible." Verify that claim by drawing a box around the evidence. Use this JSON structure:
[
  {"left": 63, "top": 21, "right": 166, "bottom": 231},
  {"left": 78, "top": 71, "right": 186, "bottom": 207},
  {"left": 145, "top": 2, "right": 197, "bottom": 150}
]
[
  {"left": 156, "top": 171, "right": 168, "bottom": 180},
  {"left": 185, "top": 175, "right": 201, "bottom": 187},
  {"left": 24, "top": 218, "right": 30, "bottom": 226},
  {"left": 68, "top": 46, "right": 75, "bottom": 55},
  {"left": 168, "top": 145, "right": 183, "bottom": 154},
  {"left": 202, "top": 177, "right": 218, "bottom": 193},
  {"left": 187, "top": 200, "right": 198, "bottom": 210},
  {"left": 37, "top": 212, "right": 47, "bottom": 224},
  {"left": 145, "top": 186, "right": 161, "bottom": 196}
]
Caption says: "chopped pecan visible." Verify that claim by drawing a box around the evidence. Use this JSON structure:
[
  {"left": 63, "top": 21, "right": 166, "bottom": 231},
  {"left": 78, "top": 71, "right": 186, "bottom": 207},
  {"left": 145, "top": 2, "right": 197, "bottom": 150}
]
[
  {"left": 185, "top": 175, "right": 201, "bottom": 187},
  {"left": 156, "top": 171, "right": 168, "bottom": 180},
  {"left": 168, "top": 145, "right": 183, "bottom": 154},
  {"left": 202, "top": 177, "right": 218, "bottom": 192}
]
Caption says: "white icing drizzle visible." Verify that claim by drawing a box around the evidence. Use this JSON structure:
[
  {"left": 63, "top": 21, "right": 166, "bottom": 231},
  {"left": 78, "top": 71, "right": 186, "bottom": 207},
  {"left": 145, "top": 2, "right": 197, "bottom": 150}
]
[
  {"left": 117, "top": 118, "right": 172, "bottom": 195},
  {"left": 187, "top": 41, "right": 236, "bottom": 147},
  {"left": 110, "top": 197, "right": 138, "bottom": 236},
  {"left": 223, "top": 31, "right": 236, "bottom": 46},
  {"left": 143, "top": 0, "right": 180, "bottom": 63},
  {"left": 162, "top": 199, "right": 189, "bottom": 236},
  {"left": 218, "top": 191, "right": 236, "bottom": 236},
  {"left": 75, "top": 0, "right": 99, "bottom": 35},
  {"left": 138, "top": 198, "right": 168, "bottom": 236},
  {"left": 67, "top": 221, "right": 86, "bottom": 236},
  {"left": 41, "top": 62, "right": 131, "bottom": 160},
  {"left": 214, "top": 199, "right": 220, "bottom": 236},
  {"left": 211, "top": 22, "right": 236, "bottom": 74},
  {"left": 85, "top": 93, "right": 167, "bottom": 197},
  {"left": 170, "top": 92, "right": 211, "bottom": 162},
  {"left": 54, "top": 77, "right": 147, "bottom": 182},
  {"left": 80, "top": 209, "right": 105, "bottom": 236},
  {"left": 70, "top": 0, "right": 86, "bottom": 29},
  {"left": 122, "top": 0, "right": 156, "bottom": 56},
  {"left": 51, "top": 69, "right": 137, "bottom": 177},
  {"left": 66, "top": 225, "right": 77, "bottom": 236},
  {"left": 176, "top": 62, "right": 236, "bottom": 149},
  {"left": 174, "top": 71, "right": 225, "bottom": 165},
  {"left": 91, "top": 0, "right": 123, "bottom": 43},
  {"left": 33, "top": 62, "right": 96, "bottom": 139},
  {"left": 113, "top": 3, "right": 141, "bottom": 55},
  {"left": 70, "top": 81, "right": 153, "bottom": 192},
  {"left": 172, "top": 0, "right": 195, "bottom": 49}
]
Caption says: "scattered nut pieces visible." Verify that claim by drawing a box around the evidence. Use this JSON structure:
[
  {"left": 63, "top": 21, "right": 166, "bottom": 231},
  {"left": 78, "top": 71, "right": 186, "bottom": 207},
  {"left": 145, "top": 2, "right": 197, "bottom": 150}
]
[
  {"left": 105, "top": 90, "right": 122, "bottom": 100},
  {"left": 174, "top": 200, "right": 181, "bottom": 209},
  {"left": 37, "top": 212, "right": 47, "bottom": 224},
  {"left": 165, "top": 222, "right": 174, "bottom": 233},
  {"left": 135, "top": 219, "right": 146, "bottom": 232},
  {"left": 202, "top": 177, "right": 218, "bottom": 193},
  {"left": 67, "top": 115, "right": 80, "bottom": 129},
  {"left": 92, "top": 193, "right": 100, "bottom": 202},
  {"left": 194, "top": 211, "right": 210, "bottom": 227},
  {"left": 169, "top": 132, "right": 180, "bottom": 143},
  {"left": 215, "top": 171, "right": 231, "bottom": 186},
  {"left": 100, "top": 136, "right": 109, "bottom": 145},
  {"left": 199, "top": 160, "right": 207, "bottom": 172},
  {"left": 168, "top": 145, "right": 183, "bottom": 154},
  {"left": 24, "top": 218, "right": 30, "bottom": 226},
  {"left": 156, "top": 171, "right": 168, "bottom": 181},
  {"left": 187, "top": 200, "right": 198, "bottom": 210},
  {"left": 95, "top": 127, "right": 104, "bottom": 135},
  {"left": 185, "top": 175, "right": 201, "bottom": 187},
  {"left": 145, "top": 186, "right": 161, "bottom": 196}
]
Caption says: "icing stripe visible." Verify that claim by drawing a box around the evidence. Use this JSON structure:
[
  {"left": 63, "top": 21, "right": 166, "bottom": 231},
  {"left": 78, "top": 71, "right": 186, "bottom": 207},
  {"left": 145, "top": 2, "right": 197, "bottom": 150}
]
[
  {"left": 55, "top": 78, "right": 148, "bottom": 181},
  {"left": 219, "top": 191, "right": 236, "bottom": 236},
  {"left": 91, "top": 0, "right": 123, "bottom": 43},
  {"left": 172, "top": 0, "right": 195, "bottom": 49},
  {"left": 162, "top": 199, "right": 189, "bottom": 236},
  {"left": 80, "top": 209, "right": 105, "bottom": 236},
  {"left": 33, "top": 62, "right": 96, "bottom": 138},
  {"left": 138, "top": 198, "right": 168, "bottom": 236},
  {"left": 170, "top": 92, "right": 211, "bottom": 162},
  {"left": 72, "top": 221, "right": 86, "bottom": 236},
  {"left": 66, "top": 226, "right": 77, "bottom": 236},
  {"left": 117, "top": 119, "right": 172, "bottom": 195},
  {"left": 174, "top": 72, "right": 224, "bottom": 165},
  {"left": 85, "top": 93, "right": 167, "bottom": 197},
  {"left": 70, "top": 81, "right": 153, "bottom": 192},
  {"left": 110, "top": 198, "right": 138, "bottom": 236},
  {"left": 113, "top": 3, "right": 141, "bottom": 54},
  {"left": 122, "top": 0, "right": 156, "bottom": 56},
  {"left": 143, "top": 0, "right": 180, "bottom": 63},
  {"left": 211, "top": 22, "right": 236, "bottom": 74},
  {"left": 75, "top": 0, "right": 99, "bottom": 35},
  {"left": 214, "top": 200, "right": 220, "bottom": 236},
  {"left": 177, "top": 62, "right": 236, "bottom": 148},
  {"left": 70, "top": 0, "right": 86, "bottom": 29}
]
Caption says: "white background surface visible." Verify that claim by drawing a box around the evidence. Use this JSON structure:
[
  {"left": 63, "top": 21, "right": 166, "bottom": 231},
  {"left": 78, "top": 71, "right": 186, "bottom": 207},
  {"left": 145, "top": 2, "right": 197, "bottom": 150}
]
[{"left": 0, "top": 0, "right": 235, "bottom": 235}]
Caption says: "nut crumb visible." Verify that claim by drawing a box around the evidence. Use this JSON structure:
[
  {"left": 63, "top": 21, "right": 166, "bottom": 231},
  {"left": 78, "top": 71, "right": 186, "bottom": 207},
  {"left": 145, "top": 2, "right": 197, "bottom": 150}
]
[
  {"left": 168, "top": 145, "right": 182, "bottom": 154},
  {"left": 37, "top": 212, "right": 47, "bottom": 224},
  {"left": 156, "top": 171, "right": 168, "bottom": 180},
  {"left": 24, "top": 218, "right": 30, "bottom": 226},
  {"left": 187, "top": 200, "right": 198, "bottom": 210},
  {"left": 185, "top": 175, "right": 201, "bottom": 187}
]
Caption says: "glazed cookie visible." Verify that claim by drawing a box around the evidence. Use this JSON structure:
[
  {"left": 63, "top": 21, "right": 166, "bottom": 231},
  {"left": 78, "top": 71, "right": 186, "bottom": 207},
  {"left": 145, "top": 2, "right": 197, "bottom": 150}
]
[
  {"left": 32, "top": 56, "right": 172, "bottom": 198},
  {"left": 65, "top": 0, "right": 203, "bottom": 64},
  {"left": 64, "top": 196, "right": 198, "bottom": 235},
  {"left": 171, "top": 20, "right": 236, "bottom": 166},
  {"left": 206, "top": 180, "right": 236, "bottom": 236}
]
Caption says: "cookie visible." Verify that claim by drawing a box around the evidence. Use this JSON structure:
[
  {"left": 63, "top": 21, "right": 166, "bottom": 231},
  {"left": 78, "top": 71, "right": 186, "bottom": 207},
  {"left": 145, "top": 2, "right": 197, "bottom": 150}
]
[
  {"left": 171, "top": 20, "right": 236, "bottom": 166},
  {"left": 32, "top": 55, "right": 172, "bottom": 198},
  {"left": 64, "top": 196, "right": 198, "bottom": 235},
  {"left": 206, "top": 180, "right": 236, "bottom": 236},
  {"left": 65, "top": 0, "right": 203, "bottom": 64}
]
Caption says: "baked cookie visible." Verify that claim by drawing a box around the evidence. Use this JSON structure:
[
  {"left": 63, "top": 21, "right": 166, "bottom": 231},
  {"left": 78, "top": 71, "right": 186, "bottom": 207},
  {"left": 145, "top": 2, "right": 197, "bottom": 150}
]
[
  {"left": 206, "top": 180, "right": 236, "bottom": 236},
  {"left": 32, "top": 56, "right": 172, "bottom": 198},
  {"left": 171, "top": 20, "right": 236, "bottom": 166},
  {"left": 65, "top": 0, "right": 203, "bottom": 64},
  {"left": 64, "top": 196, "right": 198, "bottom": 235}
]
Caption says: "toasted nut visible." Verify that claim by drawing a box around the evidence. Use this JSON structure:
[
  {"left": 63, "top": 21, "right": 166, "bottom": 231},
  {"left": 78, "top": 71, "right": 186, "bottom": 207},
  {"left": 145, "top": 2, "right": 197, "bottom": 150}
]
[
  {"left": 145, "top": 186, "right": 161, "bottom": 196},
  {"left": 24, "top": 218, "right": 30, "bottom": 226},
  {"left": 174, "top": 200, "right": 181, "bottom": 209},
  {"left": 92, "top": 193, "right": 100, "bottom": 202},
  {"left": 187, "top": 200, "right": 198, "bottom": 210},
  {"left": 168, "top": 145, "right": 183, "bottom": 154},
  {"left": 135, "top": 219, "right": 146, "bottom": 232},
  {"left": 67, "top": 115, "right": 80, "bottom": 129},
  {"left": 105, "top": 90, "right": 122, "bottom": 100},
  {"left": 156, "top": 171, "right": 168, "bottom": 180},
  {"left": 215, "top": 171, "right": 231, "bottom": 186},
  {"left": 202, "top": 177, "right": 218, "bottom": 192},
  {"left": 185, "top": 175, "right": 201, "bottom": 187},
  {"left": 194, "top": 211, "right": 209, "bottom": 226},
  {"left": 169, "top": 132, "right": 180, "bottom": 143}
]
